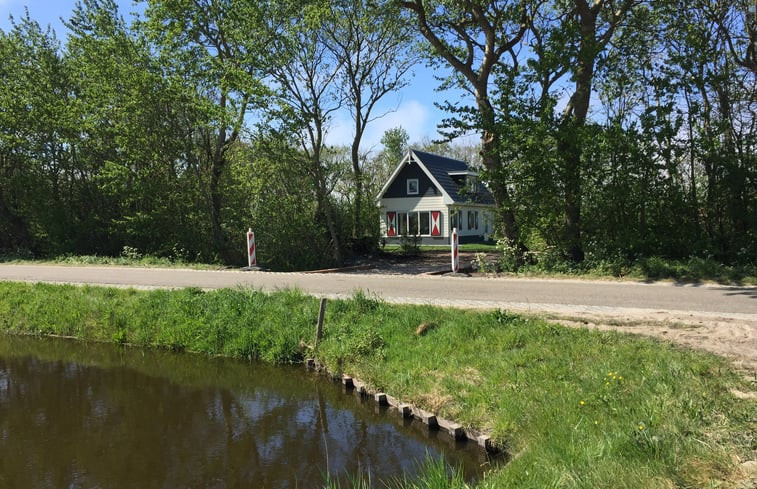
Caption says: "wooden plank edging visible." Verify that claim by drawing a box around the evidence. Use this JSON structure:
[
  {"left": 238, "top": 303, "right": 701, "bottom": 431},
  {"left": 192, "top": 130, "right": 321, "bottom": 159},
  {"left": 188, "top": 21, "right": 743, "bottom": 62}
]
[{"left": 335, "top": 373, "right": 499, "bottom": 453}]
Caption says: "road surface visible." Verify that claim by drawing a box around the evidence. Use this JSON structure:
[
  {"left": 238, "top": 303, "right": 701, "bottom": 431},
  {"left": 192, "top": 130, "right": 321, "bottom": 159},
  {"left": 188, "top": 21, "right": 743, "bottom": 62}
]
[
  {"left": 1, "top": 264, "right": 755, "bottom": 371},
  {"left": 0, "top": 264, "right": 754, "bottom": 317}
]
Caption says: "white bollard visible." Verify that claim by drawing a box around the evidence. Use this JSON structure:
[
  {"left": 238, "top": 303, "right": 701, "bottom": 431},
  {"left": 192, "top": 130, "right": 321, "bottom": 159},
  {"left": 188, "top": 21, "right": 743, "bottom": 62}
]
[
  {"left": 246, "top": 228, "right": 257, "bottom": 268},
  {"left": 451, "top": 227, "right": 459, "bottom": 273}
]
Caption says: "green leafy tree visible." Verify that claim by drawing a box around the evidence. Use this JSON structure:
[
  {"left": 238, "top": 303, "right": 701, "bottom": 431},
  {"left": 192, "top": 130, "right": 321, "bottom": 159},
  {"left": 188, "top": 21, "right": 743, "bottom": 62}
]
[
  {"left": 322, "top": 0, "right": 417, "bottom": 241},
  {"left": 399, "top": 0, "right": 530, "bottom": 250},
  {"left": 532, "top": 0, "right": 639, "bottom": 262},
  {"left": 142, "top": 0, "right": 271, "bottom": 261},
  {"left": 63, "top": 0, "right": 201, "bottom": 257},
  {"left": 0, "top": 13, "right": 72, "bottom": 254},
  {"left": 222, "top": 137, "right": 333, "bottom": 270},
  {"left": 264, "top": 3, "right": 347, "bottom": 265},
  {"left": 663, "top": 0, "right": 757, "bottom": 260}
]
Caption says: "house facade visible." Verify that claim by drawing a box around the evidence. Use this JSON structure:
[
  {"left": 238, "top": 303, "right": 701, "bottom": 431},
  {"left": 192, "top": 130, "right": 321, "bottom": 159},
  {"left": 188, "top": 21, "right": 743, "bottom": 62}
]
[{"left": 377, "top": 149, "right": 496, "bottom": 245}]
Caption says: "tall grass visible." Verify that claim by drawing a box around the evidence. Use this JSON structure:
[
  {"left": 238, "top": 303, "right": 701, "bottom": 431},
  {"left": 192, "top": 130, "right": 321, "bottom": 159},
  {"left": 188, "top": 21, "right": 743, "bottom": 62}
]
[
  {"left": 0, "top": 282, "right": 753, "bottom": 488},
  {"left": 0, "top": 250, "right": 220, "bottom": 269},
  {"left": 507, "top": 252, "right": 757, "bottom": 285},
  {"left": 0, "top": 283, "right": 315, "bottom": 363},
  {"left": 325, "top": 457, "right": 471, "bottom": 489}
]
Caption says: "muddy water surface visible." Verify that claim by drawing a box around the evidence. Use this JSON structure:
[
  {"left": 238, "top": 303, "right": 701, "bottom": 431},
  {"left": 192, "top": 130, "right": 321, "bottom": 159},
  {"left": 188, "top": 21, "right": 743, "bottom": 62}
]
[{"left": 0, "top": 335, "right": 493, "bottom": 488}]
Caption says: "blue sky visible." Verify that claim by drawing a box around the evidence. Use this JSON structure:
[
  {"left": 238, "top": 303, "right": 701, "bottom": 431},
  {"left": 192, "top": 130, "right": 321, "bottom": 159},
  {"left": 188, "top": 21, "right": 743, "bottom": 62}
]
[{"left": 0, "top": 0, "right": 478, "bottom": 151}]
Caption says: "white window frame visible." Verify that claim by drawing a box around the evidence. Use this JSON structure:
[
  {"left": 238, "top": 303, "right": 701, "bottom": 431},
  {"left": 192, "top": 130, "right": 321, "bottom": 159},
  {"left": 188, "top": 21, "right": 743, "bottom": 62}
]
[
  {"left": 406, "top": 178, "right": 419, "bottom": 195},
  {"left": 467, "top": 210, "right": 479, "bottom": 231},
  {"left": 396, "top": 210, "right": 433, "bottom": 236}
]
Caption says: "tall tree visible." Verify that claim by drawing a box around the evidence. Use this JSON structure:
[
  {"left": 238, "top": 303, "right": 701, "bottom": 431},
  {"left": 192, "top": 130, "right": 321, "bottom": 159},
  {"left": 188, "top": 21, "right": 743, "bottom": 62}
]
[
  {"left": 381, "top": 127, "right": 409, "bottom": 168},
  {"left": 665, "top": 0, "right": 757, "bottom": 258},
  {"left": 265, "top": 5, "right": 346, "bottom": 264},
  {"left": 399, "top": 0, "right": 529, "bottom": 250},
  {"left": 143, "top": 0, "right": 270, "bottom": 261},
  {"left": 322, "top": 0, "right": 417, "bottom": 240},
  {"left": 0, "top": 14, "right": 68, "bottom": 252},
  {"left": 545, "top": 0, "right": 637, "bottom": 261},
  {"left": 64, "top": 0, "right": 199, "bottom": 256}
]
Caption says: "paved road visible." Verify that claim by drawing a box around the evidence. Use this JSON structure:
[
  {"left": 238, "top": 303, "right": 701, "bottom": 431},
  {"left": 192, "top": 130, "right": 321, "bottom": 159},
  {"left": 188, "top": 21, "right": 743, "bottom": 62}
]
[{"left": 1, "top": 264, "right": 755, "bottom": 321}]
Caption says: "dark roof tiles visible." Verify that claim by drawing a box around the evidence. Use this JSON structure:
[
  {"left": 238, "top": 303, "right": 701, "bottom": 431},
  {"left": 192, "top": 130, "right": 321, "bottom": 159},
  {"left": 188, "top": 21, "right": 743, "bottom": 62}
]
[{"left": 411, "top": 149, "right": 495, "bottom": 205}]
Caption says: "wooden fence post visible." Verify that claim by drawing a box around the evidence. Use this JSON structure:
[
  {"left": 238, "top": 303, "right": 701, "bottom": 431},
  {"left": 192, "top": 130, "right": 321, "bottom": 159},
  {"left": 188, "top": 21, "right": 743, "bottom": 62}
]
[{"left": 314, "top": 298, "right": 326, "bottom": 348}]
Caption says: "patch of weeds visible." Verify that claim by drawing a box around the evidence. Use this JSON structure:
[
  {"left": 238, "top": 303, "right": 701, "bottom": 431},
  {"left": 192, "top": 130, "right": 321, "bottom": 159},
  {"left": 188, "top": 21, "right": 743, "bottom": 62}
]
[
  {"left": 112, "top": 328, "right": 128, "bottom": 345},
  {"left": 400, "top": 232, "right": 421, "bottom": 256},
  {"left": 350, "top": 289, "right": 382, "bottom": 313},
  {"left": 121, "top": 245, "right": 143, "bottom": 261},
  {"left": 496, "top": 238, "right": 521, "bottom": 272},
  {"left": 474, "top": 252, "right": 493, "bottom": 273},
  {"left": 491, "top": 309, "right": 524, "bottom": 327}
]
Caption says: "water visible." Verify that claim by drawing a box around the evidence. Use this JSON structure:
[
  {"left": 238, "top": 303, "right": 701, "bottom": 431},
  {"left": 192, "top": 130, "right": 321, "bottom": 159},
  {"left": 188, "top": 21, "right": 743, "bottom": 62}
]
[{"left": 0, "top": 335, "right": 494, "bottom": 488}]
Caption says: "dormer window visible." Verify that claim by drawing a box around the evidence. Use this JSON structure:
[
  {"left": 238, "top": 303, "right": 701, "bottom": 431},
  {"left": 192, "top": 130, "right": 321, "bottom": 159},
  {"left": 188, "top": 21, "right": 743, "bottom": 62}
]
[
  {"left": 466, "top": 175, "right": 478, "bottom": 194},
  {"left": 407, "top": 178, "right": 419, "bottom": 195},
  {"left": 448, "top": 170, "right": 479, "bottom": 195}
]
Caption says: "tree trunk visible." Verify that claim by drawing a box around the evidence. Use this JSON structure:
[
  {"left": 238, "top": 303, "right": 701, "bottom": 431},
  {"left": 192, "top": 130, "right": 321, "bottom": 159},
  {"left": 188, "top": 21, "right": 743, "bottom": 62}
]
[
  {"left": 314, "top": 171, "right": 343, "bottom": 266},
  {"left": 558, "top": 130, "right": 585, "bottom": 262},
  {"left": 209, "top": 112, "right": 230, "bottom": 263},
  {"left": 557, "top": 4, "right": 600, "bottom": 263},
  {"left": 209, "top": 153, "right": 227, "bottom": 262},
  {"left": 311, "top": 140, "right": 343, "bottom": 266},
  {"left": 351, "top": 138, "right": 363, "bottom": 240},
  {"left": 476, "top": 96, "right": 522, "bottom": 249}
]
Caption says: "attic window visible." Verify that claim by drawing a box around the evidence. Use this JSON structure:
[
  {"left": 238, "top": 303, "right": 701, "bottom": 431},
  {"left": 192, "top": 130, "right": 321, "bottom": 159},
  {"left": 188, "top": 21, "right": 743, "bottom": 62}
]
[
  {"left": 407, "top": 178, "right": 419, "bottom": 195},
  {"left": 467, "top": 175, "right": 478, "bottom": 194}
]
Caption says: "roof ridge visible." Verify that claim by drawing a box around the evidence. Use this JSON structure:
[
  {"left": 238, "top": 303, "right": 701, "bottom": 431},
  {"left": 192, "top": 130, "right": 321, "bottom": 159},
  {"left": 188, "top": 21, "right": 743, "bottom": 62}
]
[{"left": 410, "top": 148, "right": 467, "bottom": 167}]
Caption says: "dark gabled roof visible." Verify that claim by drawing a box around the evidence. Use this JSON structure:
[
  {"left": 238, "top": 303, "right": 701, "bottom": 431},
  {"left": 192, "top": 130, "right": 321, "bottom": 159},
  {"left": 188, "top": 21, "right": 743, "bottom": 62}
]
[{"left": 411, "top": 149, "right": 495, "bottom": 205}]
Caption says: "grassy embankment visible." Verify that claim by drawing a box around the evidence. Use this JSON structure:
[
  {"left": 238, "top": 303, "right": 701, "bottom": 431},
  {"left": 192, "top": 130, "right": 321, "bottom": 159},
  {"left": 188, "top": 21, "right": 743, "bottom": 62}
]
[
  {"left": 0, "top": 281, "right": 755, "bottom": 488},
  {"left": 0, "top": 252, "right": 221, "bottom": 270}
]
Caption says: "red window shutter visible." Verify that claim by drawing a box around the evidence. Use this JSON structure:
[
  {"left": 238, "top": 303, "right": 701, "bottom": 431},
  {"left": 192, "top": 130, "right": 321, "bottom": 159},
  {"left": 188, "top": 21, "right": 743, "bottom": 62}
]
[
  {"left": 387, "top": 212, "right": 396, "bottom": 236},
  {"left": 431, "top": 211, "right": 441, "bottom": 236}
]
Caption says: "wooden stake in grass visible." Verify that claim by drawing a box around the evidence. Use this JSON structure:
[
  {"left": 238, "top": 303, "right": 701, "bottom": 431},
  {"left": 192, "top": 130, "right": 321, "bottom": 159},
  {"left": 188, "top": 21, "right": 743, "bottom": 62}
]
[{"left": 314, "top": 298, "right": 326, "bottom": 348}]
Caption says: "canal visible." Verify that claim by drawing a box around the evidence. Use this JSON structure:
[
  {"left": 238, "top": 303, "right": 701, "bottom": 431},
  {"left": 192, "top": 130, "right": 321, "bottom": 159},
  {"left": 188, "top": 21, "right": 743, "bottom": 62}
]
[{"left": 0, "top": 335, "right": 494, "bottom": 488}]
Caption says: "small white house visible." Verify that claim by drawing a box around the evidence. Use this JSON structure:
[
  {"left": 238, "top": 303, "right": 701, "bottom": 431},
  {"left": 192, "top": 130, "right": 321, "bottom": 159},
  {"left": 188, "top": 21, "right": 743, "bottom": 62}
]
[{"left": 377, "top": 149, "right": 495, "bottom": 245}]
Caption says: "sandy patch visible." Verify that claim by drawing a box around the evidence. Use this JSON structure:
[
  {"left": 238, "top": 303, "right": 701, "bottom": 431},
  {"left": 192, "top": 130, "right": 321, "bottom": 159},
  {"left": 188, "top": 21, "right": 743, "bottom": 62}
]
[{"left": 551, "top": 311, "right": 757, "bottom": 377}]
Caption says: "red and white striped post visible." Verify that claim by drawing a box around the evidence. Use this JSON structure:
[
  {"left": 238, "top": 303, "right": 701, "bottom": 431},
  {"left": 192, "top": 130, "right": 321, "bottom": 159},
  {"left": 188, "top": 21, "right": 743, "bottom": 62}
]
[
  {"left": 246, "top": 228, "right": 257, "bottom": 268},
  {"left": 451, "top": 227, "right": 459, "bottom": 273}
]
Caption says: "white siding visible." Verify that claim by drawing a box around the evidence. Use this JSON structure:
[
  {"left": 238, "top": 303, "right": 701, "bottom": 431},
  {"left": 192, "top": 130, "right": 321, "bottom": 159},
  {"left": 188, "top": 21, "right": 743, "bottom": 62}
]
[
  {"left": 379, "top": 197, "right": 449, "bottom": 238},
  {"left": 379, "top": 197, "right": 495, "bottom": 241},
  {"left": 452, "top": 206, "right": 494, "bottom": 237},
  {"left": 380, "top": 196, "right": 445, "bottom": 212}
]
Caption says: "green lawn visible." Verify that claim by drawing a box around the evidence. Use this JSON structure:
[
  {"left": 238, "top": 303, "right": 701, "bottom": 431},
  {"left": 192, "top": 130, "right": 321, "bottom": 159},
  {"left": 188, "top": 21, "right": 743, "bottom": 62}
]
[
  {"left": 0, "top": 282, "right": 753, "bottom": 488},
  {"left": 0, "top": 253, "right": 222, "bottom": 270},
  {"left": 381, "top": 243, "right": 498, "bottom": 253}
]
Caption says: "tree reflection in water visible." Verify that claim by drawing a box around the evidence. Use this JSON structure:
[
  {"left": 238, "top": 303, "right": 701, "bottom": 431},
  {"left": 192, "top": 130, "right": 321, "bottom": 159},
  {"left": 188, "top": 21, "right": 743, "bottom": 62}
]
[{"left": 0, "top": 336, "right": 490, "bottom": 488}]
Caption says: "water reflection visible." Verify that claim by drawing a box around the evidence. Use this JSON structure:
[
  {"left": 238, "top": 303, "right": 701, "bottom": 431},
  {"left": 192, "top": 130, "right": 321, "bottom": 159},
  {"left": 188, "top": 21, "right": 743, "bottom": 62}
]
[{"left": 0, "top": 336, "right": 493, "bottom": 488}]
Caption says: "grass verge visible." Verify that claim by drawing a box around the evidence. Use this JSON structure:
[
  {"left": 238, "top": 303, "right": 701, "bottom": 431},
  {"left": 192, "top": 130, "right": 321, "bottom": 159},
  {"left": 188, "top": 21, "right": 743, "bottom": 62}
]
[
  {"left": 0, "top": 252, "right": 221, "bottom": 270},
  {"left": 0, "top": 282, "right": 754, "bottom": 488}
]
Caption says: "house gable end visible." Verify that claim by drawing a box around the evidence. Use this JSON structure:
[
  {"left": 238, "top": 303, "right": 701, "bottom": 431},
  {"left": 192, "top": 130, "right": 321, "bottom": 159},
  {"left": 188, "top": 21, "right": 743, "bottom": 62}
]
[
  {"left": 376, "top": 149, "right": 495, "bottom": 206},
  {"left": 381, "top": 160, "right": 441, "bottom": 198}
]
